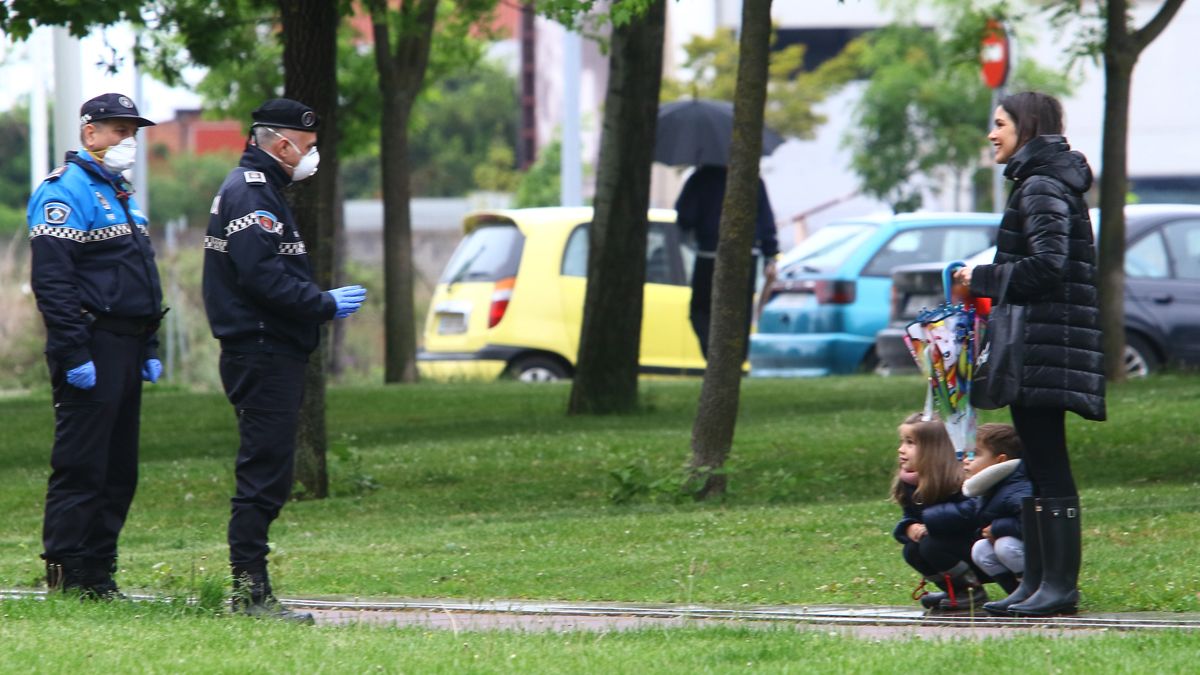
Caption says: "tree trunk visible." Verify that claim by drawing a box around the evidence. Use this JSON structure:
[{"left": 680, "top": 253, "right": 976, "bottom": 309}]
[
  {"left": 280, "top": 0, "right": 340, "bottom": 499},
  {"left": 566, "top": 1, "right": 666, "bottom": 415},
  {"left": 688, "top": 0, "right": 773, "bottom": 499},
  {"left": 370, "top": 0, "right": 437, "bottom": 384},
  {"left": 1097, "top": 0, "right": 1185, "bottom": 382},
  {"left": 1097, "top": 50, "right": 1133, "bottom": 383}
]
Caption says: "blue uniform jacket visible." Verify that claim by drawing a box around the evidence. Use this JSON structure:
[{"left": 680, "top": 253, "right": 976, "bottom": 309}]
[
  {"left": 922, "top": 461, "right": 1032, "bottom": 541},
  {"left": 27, "top": 151, "right": 163, "bottom": 369},
  {"left": 202, "top": 146, "right": 335, "bottom": 358}
]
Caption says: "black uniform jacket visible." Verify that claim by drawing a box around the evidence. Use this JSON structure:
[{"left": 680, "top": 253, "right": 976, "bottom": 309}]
[
  {"left": 969, "top": 135, "right": 1106, "bottom": 421},
  {"left": 28, "top": 151, "right": 163, "bottom": 369},
  {"left": 202, "top": 146, "right": 335, "bottom": 358}
]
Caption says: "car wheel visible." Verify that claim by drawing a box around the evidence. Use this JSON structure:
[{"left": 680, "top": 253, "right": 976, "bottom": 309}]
[
  {"left": 1124, "top": 333, "right": 1159, "bottom": 378},
  {"left": 508, "top": 356, "right": 569, "bottom": 382},
  {"left": 859, "top": 348, "right": 884, "bottom": 375}
]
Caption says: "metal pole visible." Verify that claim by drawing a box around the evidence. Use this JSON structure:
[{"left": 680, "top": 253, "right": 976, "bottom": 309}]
[
  {"left": 560, "top": 28, "right": 583, "bottom": 207},
  {"left": 30, "top": 28, "right": 50, "bottom": 188},
  {"left": 133, "top": 58, "right": 150, "bottom": 216},
  {"left": 51, "top": 27, "right": 82, "bottom": 163}
]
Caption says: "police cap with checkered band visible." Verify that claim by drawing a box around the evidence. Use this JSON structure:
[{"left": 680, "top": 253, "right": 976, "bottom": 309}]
[
  {"left": 79, "top": 93, "right": 156, "bottom": 127},
  {"left": 250, "top": 98, "right": 320, "bottom": 132}
]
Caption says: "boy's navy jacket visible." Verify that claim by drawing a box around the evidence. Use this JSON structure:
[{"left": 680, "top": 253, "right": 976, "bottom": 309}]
[
  {"left": 922, "top": 459, "right": 1032, "bottom": 540},
  {"left": 892, "top": 482, "right": 974, "bottom": 544}
]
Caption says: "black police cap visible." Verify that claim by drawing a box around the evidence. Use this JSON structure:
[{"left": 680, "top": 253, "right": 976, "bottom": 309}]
[
  {"left": 250, "top": 98, "right": 320, "bottom": 132},
  {"left": 79, "top": 93, "right": 155, "bottom": 127}
]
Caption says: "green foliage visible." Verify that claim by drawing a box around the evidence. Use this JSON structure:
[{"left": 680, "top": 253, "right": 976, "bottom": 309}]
[
  {"left": 844, "top": 13, "right": 1072, "bottom": 212},
  {"left": 472, "top": 141, "right": 522, "bottom": 193},
  {"left": 145, "top": 150, "right": 240, "bottom": 228},
  {"left": 0, "top": 0, "right": 143, "bottom": 39},
  {"left": 661, "top": 27, "right": 859, "bottom": 139},
  {"left": 0, "top": 104, "right": 34, "bottom": 219},
  {"left": 514, "top": 140, "right": 562, "bottom": 208}
]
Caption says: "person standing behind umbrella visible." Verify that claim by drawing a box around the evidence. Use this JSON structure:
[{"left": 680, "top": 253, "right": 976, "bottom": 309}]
[
  {"left": 674, "top": 165, "right": 779, "bottom": 358},
  {"left": 952, "top": 91, "right": 1104, "bottom": 618}
]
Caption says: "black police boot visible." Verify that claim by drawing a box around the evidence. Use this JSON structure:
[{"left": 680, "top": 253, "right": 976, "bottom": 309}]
[
  {"left": 82, "top": 558, "right": 127, "bottom": 600},
  {"left": 45, "top": 557, "right": 88, "bottom": 594},
  {"left": 231, "top": 566, "right": 315, "bottom": 625},
  {"left": 934, "top": 561, "right": 988, "bottom": 612},
  {"left": 984, "top": 497, "right": 1041, "bottom": 617},
  {"left": 1010, "top": 496, "right": 1081, "bottom": 617},
  {"left": 915, "top": 575, "right": 949, "bottom": 610}
]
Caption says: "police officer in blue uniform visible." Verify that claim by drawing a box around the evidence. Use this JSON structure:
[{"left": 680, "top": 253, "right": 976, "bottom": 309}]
[
  {"left": 28, "top": 92, "right": 165, "bottom": 598},
  {"left": 203, "top": 98, "right": 366, "bottom": 622}
]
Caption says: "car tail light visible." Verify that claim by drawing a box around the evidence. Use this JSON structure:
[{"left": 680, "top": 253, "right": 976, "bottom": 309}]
[
  {"left": 488, "top": 277, "right": 516, "bottom": 328},
  {"left": 814, "top": 280, "right": 856, "bottom": 304}
]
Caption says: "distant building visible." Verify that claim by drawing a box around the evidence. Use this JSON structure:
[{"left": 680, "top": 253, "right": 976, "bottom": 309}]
[{"left": 145, "top": 109, "right": 245, "bottom": 158}]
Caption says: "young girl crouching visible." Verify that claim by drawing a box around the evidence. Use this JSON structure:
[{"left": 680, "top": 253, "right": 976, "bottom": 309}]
[{"left": 891, "top": 412, "right": 988, "bottom": 611}]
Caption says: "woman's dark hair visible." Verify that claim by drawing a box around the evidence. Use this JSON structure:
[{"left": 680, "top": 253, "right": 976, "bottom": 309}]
[{"left": 999, "top": 91, "right": 1064, "bottom": 150}]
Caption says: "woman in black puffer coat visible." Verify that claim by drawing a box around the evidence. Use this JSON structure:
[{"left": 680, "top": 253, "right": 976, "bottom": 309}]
[{"left": 954, "top": 92, "right": 1105, "bottom": 618}]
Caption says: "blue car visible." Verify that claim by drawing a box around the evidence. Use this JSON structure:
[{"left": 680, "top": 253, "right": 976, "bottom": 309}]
[{"left": 750, "top": 213, "right": 999, "bottom": 377}]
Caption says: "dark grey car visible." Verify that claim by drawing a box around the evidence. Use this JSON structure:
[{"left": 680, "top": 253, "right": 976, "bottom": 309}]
[{"left": 876, "top": 204, "right": 1200, "bottom": 377}]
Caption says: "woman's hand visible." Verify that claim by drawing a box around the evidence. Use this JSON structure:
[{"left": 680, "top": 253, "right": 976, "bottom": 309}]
[
  {"left": 906, "top": 523, "right": 928, "bottom": 541},
  {"left": 953, "top": 266, "right": 973, "bottom": 289}
]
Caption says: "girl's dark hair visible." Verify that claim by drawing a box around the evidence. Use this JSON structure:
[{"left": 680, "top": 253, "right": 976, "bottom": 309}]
[{"left": 999, "top": 91, "right": 1064, "bottom": 151}]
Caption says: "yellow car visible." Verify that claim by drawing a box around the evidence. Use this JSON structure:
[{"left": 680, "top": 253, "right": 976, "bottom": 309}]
[{"left": 418, "top": 207, "right": 706, "bottom": 381}]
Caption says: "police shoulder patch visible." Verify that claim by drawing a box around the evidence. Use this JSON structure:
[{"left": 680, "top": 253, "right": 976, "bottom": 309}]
[
  {"left": 244, "top": 171, "right": 267, "bottom": 184},
  {"left": 44, "top": 165, "right": 68, "bottom": 182},
  {"left": 44, "top": 202, "right": 72, "bottom": 225},
  {"left": 255, "top": 210, "right": 282, "bottom": 234}
]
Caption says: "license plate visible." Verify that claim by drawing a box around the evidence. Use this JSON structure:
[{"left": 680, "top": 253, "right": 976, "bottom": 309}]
[{"left": 437, "top": 313, "right": 467, "bottom": 335}]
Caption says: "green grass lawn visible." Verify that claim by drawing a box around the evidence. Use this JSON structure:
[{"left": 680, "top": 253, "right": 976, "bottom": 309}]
[{"left": 1, "top": 375, "right": 1198, "bottom": 669}]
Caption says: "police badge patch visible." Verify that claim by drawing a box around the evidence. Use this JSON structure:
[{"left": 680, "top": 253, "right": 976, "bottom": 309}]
[
  {"left": 255, "top": 210, "right": 282, "bottom": 234},
  {"left": 244, "top": 171, "right": 267, "bottom": 184},
  {"left": 44, "top": 202, "right": 71, "bottom": 224}
]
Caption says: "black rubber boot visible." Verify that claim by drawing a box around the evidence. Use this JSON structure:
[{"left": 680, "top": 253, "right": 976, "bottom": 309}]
[
  {"left": 917, "top": 575, "right": 948, "bottom": 610},
  {"left": 984, "top": 497, "right": 1040, "bottom": 616},
  {"left": 934, "top": 561, "right": 988, "bottom": 612},
  {"left": 1010, "top": 496, "right": 1081, "bottom": 617},
  {"left": 231, "top": 566, "right": 315, "bottom": 625}
]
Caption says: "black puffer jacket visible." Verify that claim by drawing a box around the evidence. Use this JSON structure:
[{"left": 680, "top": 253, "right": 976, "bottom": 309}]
[{"left": 969, "top": 135, "right": 1106, "bottom": 421}]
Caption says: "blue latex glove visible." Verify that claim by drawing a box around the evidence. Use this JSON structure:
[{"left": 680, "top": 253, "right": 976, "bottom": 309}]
[
  {"left": 142, "top": 358, "right": 163, "bottom": 383},
  {"left": 66, "top": 361, "right": 97, "bottom": 389},
  {"left": 327, "top": 285, "right": 367, "bottom": 319}
]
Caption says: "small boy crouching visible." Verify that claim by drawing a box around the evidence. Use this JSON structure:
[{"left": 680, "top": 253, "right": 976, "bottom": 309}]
[{"left": 963, "top": 424, "right": 1033, "bottom": 595}]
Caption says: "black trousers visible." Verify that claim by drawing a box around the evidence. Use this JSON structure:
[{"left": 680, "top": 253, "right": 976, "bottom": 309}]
[
  {"left": 219, "top": 351, "right": 307, "bottom": 571},
  {"left": 902, "top": 533, "right": 980, "bottom": 577},
  {"left": 43, "top": 329, "right": 145, "bottom": 563},
  {"left": 689, "top": 256, "right": 758, "bottom": 360},
  {"left": 1010, "top": 405, "right": 1077, "bottom": 498}
]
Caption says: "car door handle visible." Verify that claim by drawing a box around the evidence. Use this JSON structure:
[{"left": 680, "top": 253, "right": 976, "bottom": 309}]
[{"left": 1152, "top": 294, "right": 1174, "bottom": 305}]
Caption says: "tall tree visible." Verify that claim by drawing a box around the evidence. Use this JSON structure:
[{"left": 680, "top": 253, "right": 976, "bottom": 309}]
[
  {"left": 688, "top": 0, "right": 774, "bottom": 499},
  {"left": 279, "top": 0, "right": 341, "bottom": 498},
  {"left": 566, "top": 0, "right": 667, "bottom": 415},
  {"left": 365, "top": 0, "right": 497, "bottom": 383},
  {"left": 1091, "top": 0, "right": 1185, "bottom": 382}
]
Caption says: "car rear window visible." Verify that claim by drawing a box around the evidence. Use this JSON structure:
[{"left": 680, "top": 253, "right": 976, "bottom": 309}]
[
  {"left": 440, "top": 224, "right": 525, "bottom": 284},
  {"left": 778, "top": 223, "right": 877, "bottom": 274},
  {"left": 862, "top": 226, "right": 995, "bottom": 277}
]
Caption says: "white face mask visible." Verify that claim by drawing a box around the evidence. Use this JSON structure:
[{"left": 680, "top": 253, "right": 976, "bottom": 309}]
[
  {"left": 102, "top": 137, "right": 137, "bottom": 172},
  {"left": 263, "top": 128, "right": 319, "bottom": 182}
]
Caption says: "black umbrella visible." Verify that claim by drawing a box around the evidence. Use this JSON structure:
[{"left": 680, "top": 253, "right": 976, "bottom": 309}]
[{"left": 654, "top": 98, "right": 785, "bottom": 167}]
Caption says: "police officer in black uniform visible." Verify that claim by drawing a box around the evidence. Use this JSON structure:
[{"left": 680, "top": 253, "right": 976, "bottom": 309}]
[
  {"left": 27, "top": 93, "right": 165, "bottom": 598},
  {"left": 202, "top": 98, "right": 366, "bottom": 622}
]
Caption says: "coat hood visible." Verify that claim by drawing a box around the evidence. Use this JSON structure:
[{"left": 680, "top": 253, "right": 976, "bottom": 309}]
[
  {"left": 962, "top": 459, "right": 1024, "bottom": 498},
  {"left": 1005, "top": 134, "right": 1093, "bottom": 194}
]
